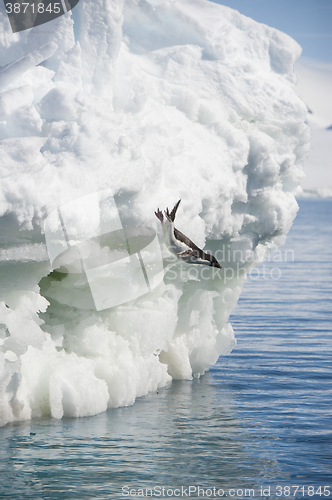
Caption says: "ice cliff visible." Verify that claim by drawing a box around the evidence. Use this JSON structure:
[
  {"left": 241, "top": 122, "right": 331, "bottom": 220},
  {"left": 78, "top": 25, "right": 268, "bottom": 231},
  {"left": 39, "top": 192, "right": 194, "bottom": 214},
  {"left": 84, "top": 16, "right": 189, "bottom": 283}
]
[{"left": 0, "top": 0, "right": 310, "bottom": 426}]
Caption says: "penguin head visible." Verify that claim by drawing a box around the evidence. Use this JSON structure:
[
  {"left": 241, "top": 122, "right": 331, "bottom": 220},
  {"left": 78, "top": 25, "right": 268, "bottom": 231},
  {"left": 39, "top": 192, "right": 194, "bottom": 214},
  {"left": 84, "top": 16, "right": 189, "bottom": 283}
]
[{"left": 210, "top": 256, "right": 222, "bottom": 269}]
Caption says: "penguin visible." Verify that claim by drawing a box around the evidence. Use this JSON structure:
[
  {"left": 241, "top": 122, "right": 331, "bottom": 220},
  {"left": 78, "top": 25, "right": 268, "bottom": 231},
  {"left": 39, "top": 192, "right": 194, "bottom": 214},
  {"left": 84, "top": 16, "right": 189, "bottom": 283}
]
[{"left": 155, "top": 200, "right": 222, "bottom": 268}]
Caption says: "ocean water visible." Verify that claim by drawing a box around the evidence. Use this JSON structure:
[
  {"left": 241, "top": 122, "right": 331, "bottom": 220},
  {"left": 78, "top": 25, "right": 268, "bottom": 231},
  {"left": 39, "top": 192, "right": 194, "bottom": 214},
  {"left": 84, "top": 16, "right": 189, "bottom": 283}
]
[{"left": 0, "top": 198, "right": 331, "bottom": 500}]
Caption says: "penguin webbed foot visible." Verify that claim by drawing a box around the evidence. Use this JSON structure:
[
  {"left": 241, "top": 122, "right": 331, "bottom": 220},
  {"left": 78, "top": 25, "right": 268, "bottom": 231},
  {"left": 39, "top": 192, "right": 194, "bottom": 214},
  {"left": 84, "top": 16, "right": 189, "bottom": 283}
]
[
  {"left": 164, "top": 208, "right": 172, "bottom": 222},
  {"left": 155, "top": 209, "right": 164, "bottom": 223},
  {"left": 156, "top": 200, "right": 181, "bottom": 223}
]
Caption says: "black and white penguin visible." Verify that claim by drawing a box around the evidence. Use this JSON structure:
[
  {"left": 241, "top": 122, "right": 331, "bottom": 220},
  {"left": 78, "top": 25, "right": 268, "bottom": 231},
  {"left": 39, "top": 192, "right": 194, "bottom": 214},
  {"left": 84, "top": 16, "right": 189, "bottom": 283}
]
[{"left": 155, "top": 200, "right": 222, "bottom": 269}]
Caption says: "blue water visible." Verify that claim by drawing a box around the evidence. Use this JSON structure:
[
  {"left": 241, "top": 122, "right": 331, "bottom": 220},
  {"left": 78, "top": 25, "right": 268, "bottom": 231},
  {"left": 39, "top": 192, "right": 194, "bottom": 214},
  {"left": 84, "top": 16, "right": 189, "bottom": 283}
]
[{"left": 0, "top": 199, "right": 331, "bottom": 500}]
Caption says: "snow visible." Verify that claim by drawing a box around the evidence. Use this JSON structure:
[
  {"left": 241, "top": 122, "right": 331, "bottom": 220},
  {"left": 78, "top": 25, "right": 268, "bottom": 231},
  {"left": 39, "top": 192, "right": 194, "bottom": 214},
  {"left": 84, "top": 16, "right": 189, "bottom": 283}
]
[
  {"left": 0, "top": 0, "right": 310, "bottom": 426},
  {"left": 295, "top": 58, "right": 332, "bottom": 197}
]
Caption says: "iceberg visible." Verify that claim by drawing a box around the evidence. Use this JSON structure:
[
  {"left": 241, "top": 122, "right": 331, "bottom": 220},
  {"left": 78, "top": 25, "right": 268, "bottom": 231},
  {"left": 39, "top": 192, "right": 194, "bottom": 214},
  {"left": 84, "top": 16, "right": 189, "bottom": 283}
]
[{"left": 0, "top": 0, "right": 310, "bottom": 426}]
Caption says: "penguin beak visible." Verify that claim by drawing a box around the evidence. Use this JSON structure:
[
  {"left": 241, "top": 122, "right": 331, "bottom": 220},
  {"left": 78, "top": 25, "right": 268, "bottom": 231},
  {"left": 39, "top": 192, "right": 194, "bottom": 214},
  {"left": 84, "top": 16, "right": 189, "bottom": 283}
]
[{"left": 211, "top": 261, "right": 222, "bottom": 269}]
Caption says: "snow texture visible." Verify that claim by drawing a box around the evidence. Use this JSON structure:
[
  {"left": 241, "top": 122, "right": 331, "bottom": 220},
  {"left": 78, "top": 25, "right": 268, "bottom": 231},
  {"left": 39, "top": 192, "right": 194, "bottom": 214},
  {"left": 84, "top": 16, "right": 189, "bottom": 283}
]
[{"left": 0, "top": 0, "right": 310, "bottom": 426}]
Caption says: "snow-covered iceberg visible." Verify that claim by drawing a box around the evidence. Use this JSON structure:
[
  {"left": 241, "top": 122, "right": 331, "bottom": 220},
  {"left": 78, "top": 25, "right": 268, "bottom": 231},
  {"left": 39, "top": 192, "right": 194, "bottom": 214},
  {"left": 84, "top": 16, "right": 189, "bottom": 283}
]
[{"left": 0, "top": 0, "right": 310, "bottom": 426}]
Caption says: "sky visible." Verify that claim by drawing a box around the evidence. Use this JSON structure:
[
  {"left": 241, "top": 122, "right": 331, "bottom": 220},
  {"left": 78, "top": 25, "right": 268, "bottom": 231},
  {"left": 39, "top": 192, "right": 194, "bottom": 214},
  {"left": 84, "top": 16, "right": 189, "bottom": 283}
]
[{"left": 209, "top": 0, "right": 332, "bottom": 63}]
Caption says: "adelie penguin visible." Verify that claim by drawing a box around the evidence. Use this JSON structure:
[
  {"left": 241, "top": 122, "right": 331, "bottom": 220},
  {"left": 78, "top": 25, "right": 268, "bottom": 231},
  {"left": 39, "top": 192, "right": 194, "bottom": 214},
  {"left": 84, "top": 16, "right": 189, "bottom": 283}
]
[{"left": 155, "top": 200, "right": 222, "bottom": 269}]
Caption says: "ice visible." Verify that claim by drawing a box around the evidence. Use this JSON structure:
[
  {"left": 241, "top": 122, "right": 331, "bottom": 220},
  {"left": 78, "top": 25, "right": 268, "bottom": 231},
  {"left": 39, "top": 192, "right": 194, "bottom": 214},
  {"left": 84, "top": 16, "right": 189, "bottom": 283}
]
[
  {"left": 0, "top": 0, "right": 310, "bottom": 426},
  {"left": 0, "top": 42, "right": 58, "bottom": 92}
]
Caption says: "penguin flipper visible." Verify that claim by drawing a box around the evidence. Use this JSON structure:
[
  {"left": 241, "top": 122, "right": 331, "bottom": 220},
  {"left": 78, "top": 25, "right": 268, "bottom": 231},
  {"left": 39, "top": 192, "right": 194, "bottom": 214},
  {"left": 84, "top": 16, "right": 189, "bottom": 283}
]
[
  {"left": 174, "top": 227, "right": 201, "bottom": 252},
  {"left": 177, "top": 249, "right": 199, "bottom": 259}
]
